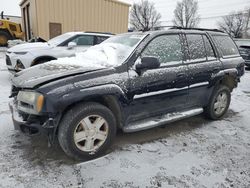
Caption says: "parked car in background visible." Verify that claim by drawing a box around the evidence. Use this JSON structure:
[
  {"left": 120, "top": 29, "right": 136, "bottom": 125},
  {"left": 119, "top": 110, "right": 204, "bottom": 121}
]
[
  {"left": 9, "top": 29, "right": 245, "bottom": 160},
  {"left": 6, "top": 32, "right": 113, "bottom": 72},
  {"left": 234, "top": 39, "right": 250, "bottom": 68}
]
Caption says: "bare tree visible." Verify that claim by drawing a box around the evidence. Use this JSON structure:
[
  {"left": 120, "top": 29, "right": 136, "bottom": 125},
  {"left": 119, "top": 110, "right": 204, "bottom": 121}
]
[
  {"left": 217, "top": 11, "right": 246, "bottom": 38},
  {"left": 130, "top": 0, "right": 161, "bottom": 31},
  {"left": 173, "top": 0, "right": 200, "bottom": 28},
  {"left": 243, "top": 8, "right": 250, "bottom": 38}
]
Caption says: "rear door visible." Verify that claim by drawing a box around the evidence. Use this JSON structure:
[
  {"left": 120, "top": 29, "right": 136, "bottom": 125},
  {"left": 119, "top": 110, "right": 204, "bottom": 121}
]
[
  {"left": 184, "top": 33, "right": 222, "bottom": 107},
  {"left": 127, "top": 34, "right": 189, "bottom": 122}
]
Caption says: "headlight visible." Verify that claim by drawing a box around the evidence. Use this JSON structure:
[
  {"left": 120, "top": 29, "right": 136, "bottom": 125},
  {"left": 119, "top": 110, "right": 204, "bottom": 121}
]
[
  {"left": 14, "top": 52, "right": 28, "bottom": 55},
  {"left": 17, "top": 91, "right": 44, "bottom": 115}
]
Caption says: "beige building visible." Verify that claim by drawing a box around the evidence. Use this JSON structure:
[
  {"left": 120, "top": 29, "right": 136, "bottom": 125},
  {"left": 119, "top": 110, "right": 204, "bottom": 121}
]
[{"left": 20, "top": 0, "right": 130, "bottom": 41}]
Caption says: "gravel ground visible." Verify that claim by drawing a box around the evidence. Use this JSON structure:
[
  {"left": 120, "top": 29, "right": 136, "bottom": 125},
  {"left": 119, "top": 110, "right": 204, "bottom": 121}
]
[{"left": 0, "top": 52, "right": 250, "bottom": 188}]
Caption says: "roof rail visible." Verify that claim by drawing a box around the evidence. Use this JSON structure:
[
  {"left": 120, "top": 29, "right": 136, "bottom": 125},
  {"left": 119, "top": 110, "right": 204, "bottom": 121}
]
[
  {"left": 84, "top": 31, "right": 114, "bottom": 35},
  {"left": 170, "top": 26, "right": 224, "bottom": 33}
]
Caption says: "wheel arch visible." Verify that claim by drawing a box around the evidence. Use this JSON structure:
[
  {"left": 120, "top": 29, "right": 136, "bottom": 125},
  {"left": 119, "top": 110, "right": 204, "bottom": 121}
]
[
  {"left": 211, "top": 69, "right": 238, "bottom": 91},
  {"left": 51, "top": 84, "right": 128, "bottom": 131},
  {"left": 0, "top": 28, "right": 12, "bottom": 36},
  {"left": 31, "top": 56, "right": 57, "bottom": 66},
  {"left": 61, "top": 95, "right": 124, "bottom": 129}
]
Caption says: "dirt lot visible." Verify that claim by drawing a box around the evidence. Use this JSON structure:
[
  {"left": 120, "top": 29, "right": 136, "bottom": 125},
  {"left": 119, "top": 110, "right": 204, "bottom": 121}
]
[{"left": 0, "top": 51, "right": 250, "bottom": 188}]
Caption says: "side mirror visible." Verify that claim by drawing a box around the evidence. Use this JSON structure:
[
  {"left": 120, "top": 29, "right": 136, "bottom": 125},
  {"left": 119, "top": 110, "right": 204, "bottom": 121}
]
[
  {"left": 136, "top": 56, "right": 160, "bottom": 71},
  {"left": 68, "top": 42, "right": 77, "bottom": 49}
]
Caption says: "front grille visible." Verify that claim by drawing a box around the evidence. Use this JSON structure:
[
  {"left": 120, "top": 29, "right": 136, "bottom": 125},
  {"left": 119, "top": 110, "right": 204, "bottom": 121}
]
[{"left": 6, "top": 55, "right": 12, "bottom": 66}]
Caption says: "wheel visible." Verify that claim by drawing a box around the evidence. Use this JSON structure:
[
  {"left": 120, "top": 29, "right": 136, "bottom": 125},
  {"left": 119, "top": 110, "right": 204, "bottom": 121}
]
[
  {"left": 205, "top": 85, "right": 231, "bottom": 120},
  {"left": 58, "top": 102, "right": 117, "bottom": 160},
  {"left": 0, "top": 30, "right": 12, "bottom": 46}
]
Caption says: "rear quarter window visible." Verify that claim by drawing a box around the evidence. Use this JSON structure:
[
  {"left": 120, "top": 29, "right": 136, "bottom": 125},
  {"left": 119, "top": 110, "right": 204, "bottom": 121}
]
[{"left": 213, "top": 35, "right": 239, "bottom": 57}]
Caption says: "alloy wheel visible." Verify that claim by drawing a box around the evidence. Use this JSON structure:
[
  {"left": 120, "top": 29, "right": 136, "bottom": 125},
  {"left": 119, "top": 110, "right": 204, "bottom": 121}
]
[{"left": 73, "top": 115, "right": 109, "bottom": 152}]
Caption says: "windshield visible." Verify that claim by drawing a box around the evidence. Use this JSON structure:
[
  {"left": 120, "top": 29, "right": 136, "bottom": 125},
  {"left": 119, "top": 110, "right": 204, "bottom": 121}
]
[
  {"left": 80, "top": 33, "right": 147, "bottom": 66},
  {"left": 47, "top": 33, "right": 147, "bottom": 68},
  {"left": 47, "top": 33, "right": 74, "bottom": 46}
]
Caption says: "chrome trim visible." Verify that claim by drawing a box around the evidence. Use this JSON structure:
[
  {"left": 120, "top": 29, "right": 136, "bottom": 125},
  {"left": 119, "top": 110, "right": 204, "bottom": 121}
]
[
  {"left": 134, "top": 87, "right": 188, "bottom": 99},
  {"left": 124, "top": 108, "right": 204, "bottom": 133},
  {"left": 189, "top": 82, "right": 209, "bottom": 88}
]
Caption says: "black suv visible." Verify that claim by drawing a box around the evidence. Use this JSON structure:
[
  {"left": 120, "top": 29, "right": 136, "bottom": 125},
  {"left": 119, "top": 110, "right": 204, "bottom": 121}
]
[{"left": 9, "top": 29, "right": 245, "bottom": 160}]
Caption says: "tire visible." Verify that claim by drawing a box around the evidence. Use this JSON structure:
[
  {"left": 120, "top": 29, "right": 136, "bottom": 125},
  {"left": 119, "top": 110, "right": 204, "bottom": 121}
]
[
  {"left": 0, "top": 30, "right": 12, "bottom": 46},
  {"left": 58, "top": 102, "right": 117, "bottom": 160},
  {"left": 204, "top": 85, "right": 231, "bottom": 120}
]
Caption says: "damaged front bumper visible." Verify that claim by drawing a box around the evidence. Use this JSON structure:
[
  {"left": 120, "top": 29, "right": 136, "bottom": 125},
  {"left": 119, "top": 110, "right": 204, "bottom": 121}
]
[{"left": 9, "top": 100, "right": 52, "bottom": 136}]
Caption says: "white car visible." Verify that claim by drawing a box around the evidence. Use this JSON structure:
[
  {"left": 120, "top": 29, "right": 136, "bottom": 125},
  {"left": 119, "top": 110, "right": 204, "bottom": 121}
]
[{"left": 6, "top": 32, "right": 112, "bottom": 72}]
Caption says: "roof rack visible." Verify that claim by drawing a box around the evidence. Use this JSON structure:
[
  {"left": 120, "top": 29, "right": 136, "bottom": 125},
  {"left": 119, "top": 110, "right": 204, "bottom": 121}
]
[
  {"left": 84, "top": 31, "right": 114, "bottom": 35},
  {"left": 170, "top": 26, "right": 225, "bottom": 33}
]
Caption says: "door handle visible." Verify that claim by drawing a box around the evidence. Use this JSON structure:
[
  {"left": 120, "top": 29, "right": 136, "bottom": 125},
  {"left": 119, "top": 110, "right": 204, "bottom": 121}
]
[
  {"left": 213, "top": 67, "right": 220, "bottom": 73},
  {"left": 177, "top": 73, "right": 186, "bottom": 78}
]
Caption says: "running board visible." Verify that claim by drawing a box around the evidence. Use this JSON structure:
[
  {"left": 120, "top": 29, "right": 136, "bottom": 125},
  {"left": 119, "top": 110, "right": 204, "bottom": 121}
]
[{"left": 123, "top": 108, "right": 203, "bottom": 133}]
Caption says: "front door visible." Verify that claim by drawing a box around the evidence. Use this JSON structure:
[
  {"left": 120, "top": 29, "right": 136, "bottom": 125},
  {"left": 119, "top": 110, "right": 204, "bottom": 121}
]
[{"left": 126, "top": 34, "right": 189, "bottom": 123}]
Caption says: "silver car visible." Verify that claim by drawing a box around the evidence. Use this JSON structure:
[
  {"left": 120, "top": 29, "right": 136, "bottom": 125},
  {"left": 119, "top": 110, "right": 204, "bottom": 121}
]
[{"left": 6, "top": 32, "right": 112, "bottom": 72}]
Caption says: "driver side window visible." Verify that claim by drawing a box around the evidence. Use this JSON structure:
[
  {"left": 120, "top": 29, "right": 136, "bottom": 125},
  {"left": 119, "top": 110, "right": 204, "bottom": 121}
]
[{"left": 141, "top": 34, "right": 183, "bottom": 64}]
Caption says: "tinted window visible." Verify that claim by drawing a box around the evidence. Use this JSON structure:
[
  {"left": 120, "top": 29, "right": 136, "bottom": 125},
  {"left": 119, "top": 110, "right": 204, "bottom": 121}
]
[
  {"left": 203, "top": 35, "right": 216, "bottom": 60},
  {"left": 142, "top": 35, "right": 183, "bottom": 64},
  {"left": 186, "top": 34, "right": 206, "bottom": 61},
  {"left": 213, "top": 35, "right": 239, "bottom": 57},
  {"left": 96, "top": 36, "right": 109, "bottom": 45},
  {"left": 71, "top": 35, "right": 94, "bottom": 45}
]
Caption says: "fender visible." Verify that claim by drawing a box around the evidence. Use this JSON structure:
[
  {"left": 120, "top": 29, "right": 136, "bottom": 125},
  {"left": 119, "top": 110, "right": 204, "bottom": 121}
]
[
  {"left": 45, "top": 84, "right": 128, "bottom": 113},
  {"left": 209, "top": 68, "right": 238, "bottom": 87}
]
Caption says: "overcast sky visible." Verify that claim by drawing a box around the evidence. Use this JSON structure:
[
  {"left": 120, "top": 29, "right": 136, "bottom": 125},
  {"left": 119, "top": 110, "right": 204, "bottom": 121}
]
[{"left": 2, "top": 0, "right": 250, "bottom": 28}]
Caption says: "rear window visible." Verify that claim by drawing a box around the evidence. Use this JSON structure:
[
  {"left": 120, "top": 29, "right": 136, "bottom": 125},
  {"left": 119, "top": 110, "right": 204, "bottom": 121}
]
[{"left": 213, "top": 35, "right": 239, "bottom": 57}]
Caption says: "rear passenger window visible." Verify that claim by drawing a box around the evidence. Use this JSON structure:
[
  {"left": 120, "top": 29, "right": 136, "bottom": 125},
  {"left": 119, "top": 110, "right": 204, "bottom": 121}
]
[
  {"left": 95, "top": 36, "right": 109, "bottom": 45},
  {"left": 186, "top": 34, "right": 206, "bottom": 61},
  {"left": 142, "top": 35, "right": 183, "bottom": 64},
  {"left": 213, "top": 35, "right": 239, "bottom": 57},
  {"left": 203, "top": 35, "right": 216, "bottom": 60}
]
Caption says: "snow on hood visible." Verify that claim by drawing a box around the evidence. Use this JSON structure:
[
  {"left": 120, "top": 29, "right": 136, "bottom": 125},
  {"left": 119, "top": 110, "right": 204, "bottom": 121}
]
[
  {"left": 7, "top": 42, "right": 51, "bottom": 53},
  {"left": 11, "top": 60, "right": 106, "bottom": 88},
  {"left": 11, "top": 43, "right": 128, "bottom": 88}
]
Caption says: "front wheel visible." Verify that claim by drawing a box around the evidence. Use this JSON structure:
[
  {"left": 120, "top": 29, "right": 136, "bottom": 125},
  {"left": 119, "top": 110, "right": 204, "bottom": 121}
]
[
  {"left": 58, "top": 102, "right": 117, "bottom": 160},
  {"left": 205, "top": 85, "right": 231, "bottom": 120}
]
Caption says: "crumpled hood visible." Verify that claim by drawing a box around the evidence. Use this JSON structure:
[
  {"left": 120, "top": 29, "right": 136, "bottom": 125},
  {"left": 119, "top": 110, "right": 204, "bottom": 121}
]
[
  {"left": 8, "top": 42, "right": 51, "bottom": 53},
  {"left": 11, "top": 61, "right": 105, "bottom": 88}
]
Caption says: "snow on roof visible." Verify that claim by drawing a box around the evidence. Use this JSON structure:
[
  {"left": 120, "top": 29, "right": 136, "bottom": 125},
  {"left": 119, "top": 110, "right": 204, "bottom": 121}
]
[{"left": 64, "top": 32, "right": 113, "bottom": 37}]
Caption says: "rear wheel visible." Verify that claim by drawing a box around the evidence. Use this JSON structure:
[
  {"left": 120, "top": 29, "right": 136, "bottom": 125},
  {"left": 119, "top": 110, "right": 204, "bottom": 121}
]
[
  {"left": 0, "top": 30, "right": 12, "bottom": 46},
  {"left": 58, "top": 102, "right": 117, "bottom": 160},
  {"left": 205, "top": 85, "right": 231, "bottom": 120}
]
